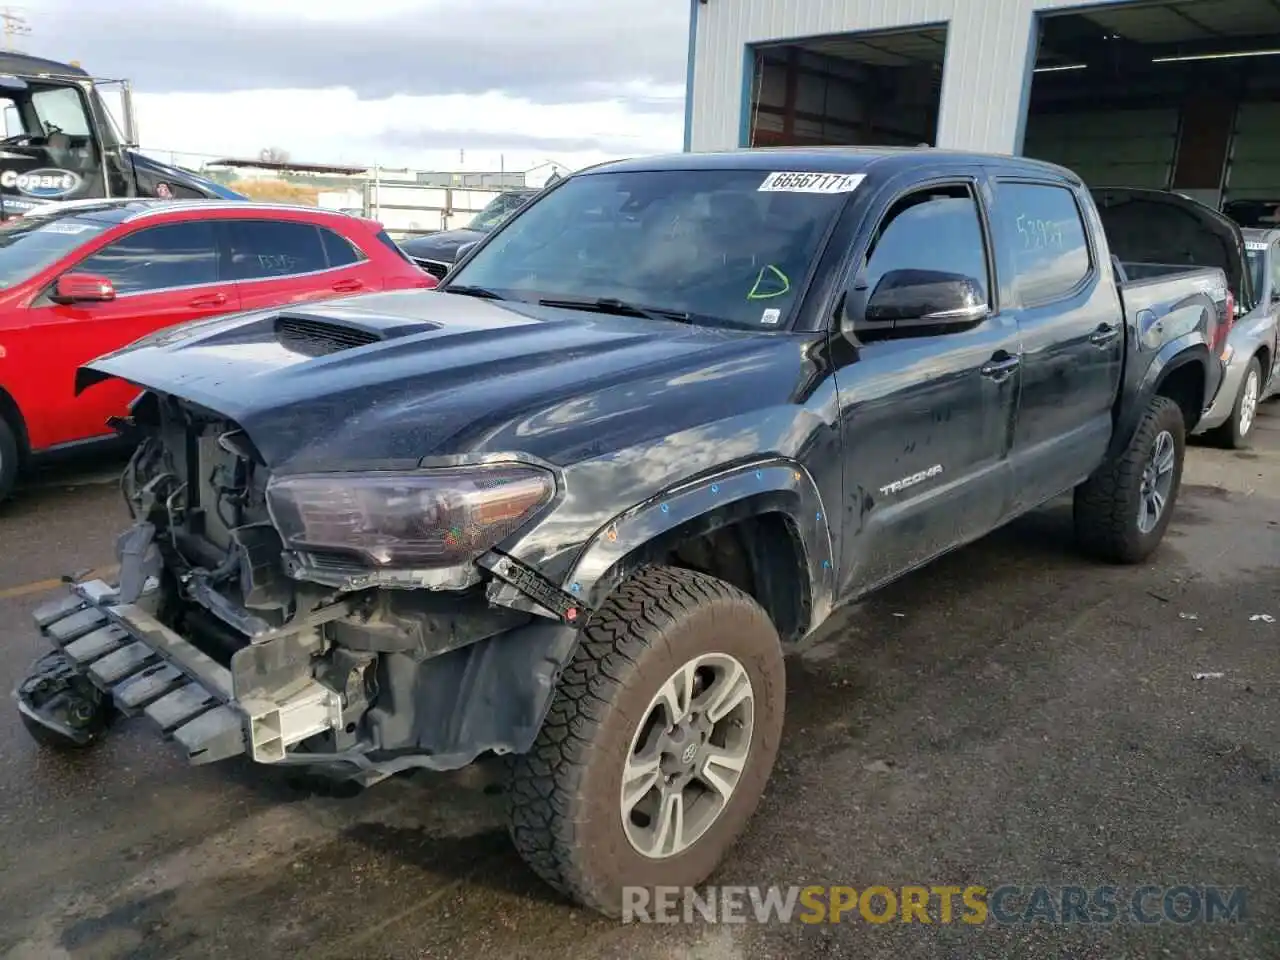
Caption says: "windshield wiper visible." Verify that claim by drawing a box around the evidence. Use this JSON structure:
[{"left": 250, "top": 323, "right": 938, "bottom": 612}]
[
  {"left": 446, "top": 284, "right": 506, "bottom": 300},
  {"left": 537, "top": 295, "right": 695, "bottom": 325}
]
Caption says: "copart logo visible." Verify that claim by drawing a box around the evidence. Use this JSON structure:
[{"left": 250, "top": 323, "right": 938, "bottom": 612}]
[{"left": 0, "top": 167, "right": 82, "bottom": 199}]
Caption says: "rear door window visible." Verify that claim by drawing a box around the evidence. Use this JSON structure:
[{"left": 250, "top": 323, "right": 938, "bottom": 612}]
[
  {"left": 227, "top": 220, "right": 330, "bottom": 280},
  {"left": 75, "top": 221, "right": 220, "bottom": 294},
  {"left": 996, "top": 182, "right": 1092, "bottom": 305}
]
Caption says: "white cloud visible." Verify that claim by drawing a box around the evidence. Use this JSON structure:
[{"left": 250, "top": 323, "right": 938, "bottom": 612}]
[
  {"left": 29, "top": 0, "right": 691, "bottom": 176},
  {"left": 127, "top": 85, "right": 685, "bottom": 173}
]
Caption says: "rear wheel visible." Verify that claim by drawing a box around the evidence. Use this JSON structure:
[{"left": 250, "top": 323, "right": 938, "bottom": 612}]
[
  {"left": 0, "top": 415, "right": 17, "bottom": 504},
  {"left": 1206, "top": 357, "right": 1262, "bottom": 450},
  {"left": 505, "top": 565, "right": 786, "bottom": 917},
  {"left": 1074, "top": 395, "right": 1185, "bottom": 564}
]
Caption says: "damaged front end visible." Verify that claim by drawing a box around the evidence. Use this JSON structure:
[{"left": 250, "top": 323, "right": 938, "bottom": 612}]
[{"left": 17, "top": 393, "right": 587, "bottom": 786}]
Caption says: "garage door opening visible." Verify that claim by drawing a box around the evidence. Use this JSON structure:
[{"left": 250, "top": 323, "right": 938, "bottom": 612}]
[
  {"left": 744, "top": 26, "right": 947, "bottom": 149},
  {"left": 1025, "top": 0, "right": 1280, "bottom": 217}
]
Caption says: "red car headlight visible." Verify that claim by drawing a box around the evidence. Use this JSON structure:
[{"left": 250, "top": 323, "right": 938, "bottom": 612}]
[{"left": 265, "top": 465, "right": 555, "bottom": 568}]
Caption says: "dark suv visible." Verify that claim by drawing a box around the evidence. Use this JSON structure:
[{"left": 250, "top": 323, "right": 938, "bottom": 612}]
[{"left": 400, "top": 188, "right": 537, "bottom": 279}]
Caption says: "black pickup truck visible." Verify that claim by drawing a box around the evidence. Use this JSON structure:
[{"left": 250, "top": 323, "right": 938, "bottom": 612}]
[{"left": 16, "top": 148, "right": 1238, "bottom": 916}]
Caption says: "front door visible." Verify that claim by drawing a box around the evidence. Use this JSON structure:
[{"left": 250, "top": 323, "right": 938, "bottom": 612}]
[
  {"left": 833, "top": 176, "right": 1022, "bottom": 597},
  {"left": 986, "top": 177, "right": 1124, "bottom": 511},
  {"left": 33, "top": 218, "right": 235, "bottom": 444}
]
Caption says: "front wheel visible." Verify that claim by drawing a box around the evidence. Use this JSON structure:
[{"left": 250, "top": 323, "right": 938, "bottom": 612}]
[
  {"left": 1074, "top": 395, "right": 1186, "bottom": 564},
  {"left": 505, "top": 565, "right": 786, "bottom": 917}
]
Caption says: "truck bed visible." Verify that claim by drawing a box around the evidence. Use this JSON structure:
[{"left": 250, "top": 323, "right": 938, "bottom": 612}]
[
  {"left": 1116, "top": 260, "right": 1222, "bottom": 284},
  {"left": 1112, "top": 259, "right": 1228, "bottom": 438}
]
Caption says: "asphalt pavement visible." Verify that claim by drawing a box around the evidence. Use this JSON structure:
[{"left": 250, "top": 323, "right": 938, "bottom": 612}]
[{"left": 0, "top": 412, "right": 1277, "bottom": 960}]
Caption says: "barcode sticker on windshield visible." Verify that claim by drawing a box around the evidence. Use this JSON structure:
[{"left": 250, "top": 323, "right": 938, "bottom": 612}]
[{"left": 758, "top": 172, "right": 865, "bottom": 194}]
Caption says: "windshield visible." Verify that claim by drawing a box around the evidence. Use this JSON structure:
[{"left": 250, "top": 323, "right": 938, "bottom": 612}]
[
  {"left": 0, "top": 212, "right": 108, "bottom": 288},
  {"left": 31, "top": 85, "right": 92, "bottom": 137},
  {"left": 446, "top": 169, "right": 850, "bottom": 329},
  {"left": 467, "top": 192, "right": 531, "bottom": 232}
]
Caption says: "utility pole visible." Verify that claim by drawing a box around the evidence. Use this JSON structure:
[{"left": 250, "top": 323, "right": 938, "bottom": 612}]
[{"left": 1, "top": 7, "right": 30, "bottom": 52}]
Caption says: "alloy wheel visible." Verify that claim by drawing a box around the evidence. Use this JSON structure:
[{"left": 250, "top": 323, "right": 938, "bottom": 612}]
[
  {"left": 620, "top": 652, "right": 755, "bottom": 859},
  {"left": 1138, "top": 429, "right": 1176, "bottom": 534}
]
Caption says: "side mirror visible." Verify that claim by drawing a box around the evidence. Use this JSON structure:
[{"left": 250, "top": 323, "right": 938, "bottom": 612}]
[
  {"left": 852, "top": 268, "right": 988, "bottom": 337},
  {"left": 52, "top": 272, "right": 116, "bottom": 305},
  {"left": 454, "top": 240, "right": 479, "bottom": 262}
]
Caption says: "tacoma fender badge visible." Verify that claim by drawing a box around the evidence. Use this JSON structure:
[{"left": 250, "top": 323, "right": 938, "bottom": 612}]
[{"left": 879, "top": 464, "right": 943, "bottom": 496}]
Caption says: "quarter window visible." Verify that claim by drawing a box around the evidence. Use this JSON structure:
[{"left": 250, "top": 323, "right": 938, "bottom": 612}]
[
  {"left": 998, "top": 182, "right": 1091, "bottom": 305},
  {"left": 321, "top": 227, "right": 365, "bottom": 268},
  {"left": 75, "top": 221, "right": 219, "bottom": 294},
  {"left": 863, "top": 184, "right": 991, "bottom": 307}
]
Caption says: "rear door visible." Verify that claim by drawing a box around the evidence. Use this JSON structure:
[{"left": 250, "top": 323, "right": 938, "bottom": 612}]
[
  {"left": 226, "top": 218, "right": 379, "bottom": 310},
  {"left": 28, "top": 218, "right": 233, "bottom": 444},
  {"left": 988, "top": 177, "right": 1124, "bottom": 512}
]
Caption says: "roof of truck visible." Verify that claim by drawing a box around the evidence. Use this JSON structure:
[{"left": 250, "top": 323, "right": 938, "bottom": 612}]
[
  {"left": 0, "top": 53, "right": 89, "bottom": 79},
  {"left": 585, "top": 146, "right": 1081, "bottom": 183}
]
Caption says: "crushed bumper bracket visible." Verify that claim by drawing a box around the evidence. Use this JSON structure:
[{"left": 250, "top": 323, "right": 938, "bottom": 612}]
[{"left": 20, "top": 579, "right": 341, "bottom": 766}]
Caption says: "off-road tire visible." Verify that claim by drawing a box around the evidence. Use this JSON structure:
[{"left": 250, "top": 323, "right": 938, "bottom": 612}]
[
  {"left": 1205, "top": 356, "right": 1262, "bottom": 450},
  {"left": 1074, "top": 395, "right": 1185, "bottom": 564},
  {"left": 0, "top": 415, "right": 17, "bottom": 505},
  {"left": 505, "top": 565, "right": 786, "bottom": 917}
]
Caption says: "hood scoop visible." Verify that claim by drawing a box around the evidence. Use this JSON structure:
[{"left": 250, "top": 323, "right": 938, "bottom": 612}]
[{"left": 273, "top": 311, "right": 436, "bottom": 357}]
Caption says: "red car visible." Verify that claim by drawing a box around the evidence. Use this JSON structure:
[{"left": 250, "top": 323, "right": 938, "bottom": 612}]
[{"left": 0, "top": 199, "right": 436, "bottom": 501}]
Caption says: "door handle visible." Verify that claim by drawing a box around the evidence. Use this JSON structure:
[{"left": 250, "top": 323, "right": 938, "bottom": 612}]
[
  {"left": 980, "top": 354, "right": 1020, "bottom": 381},
  {"left": 1089, "top": 323, "right": 1120, "bottom": 346},
  {"left": 332, "top": 278, "right": 364, "bottom": 292},
  {"left": 188, "top": 292, "right": 228, "bottom": 307}
]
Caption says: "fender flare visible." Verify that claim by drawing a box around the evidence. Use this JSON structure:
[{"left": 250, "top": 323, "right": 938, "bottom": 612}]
[
  {"left": 562, "top": 458, "right": 838, "bottom": 636},
  {"left": 1108, "top": 336, "right": 1211, "bottom": 460}
]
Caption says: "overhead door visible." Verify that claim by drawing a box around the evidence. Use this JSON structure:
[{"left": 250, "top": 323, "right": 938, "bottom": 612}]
[
  {"left": 1223, "top": 103, "right": 1280, "bottom": 203},
  {"left": 1022, "top": 108, "right": 1179, "bottom": 189}
]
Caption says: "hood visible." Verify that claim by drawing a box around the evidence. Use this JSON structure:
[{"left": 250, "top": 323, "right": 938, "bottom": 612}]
[
  {"left": 399, "top": 228, "right": 485, "bottom": 263},
  {"left": 129, "top": 153, "right": 247, "bottom": 200},
  {"left": 1090, "top": 187, "right": 1252, "bottom": 306},
  {"left": 78, "top": 291, "right": 801, "bottom": 472}
]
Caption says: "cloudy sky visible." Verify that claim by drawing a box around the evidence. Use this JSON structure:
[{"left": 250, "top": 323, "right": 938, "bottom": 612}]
[{"left": 25, "top": 0, "right": 690, "bottom": 174}]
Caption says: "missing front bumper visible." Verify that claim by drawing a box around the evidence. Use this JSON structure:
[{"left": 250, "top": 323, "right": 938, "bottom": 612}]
[{"left": 18, "top": 580, "right": 342, "bottom": 765}]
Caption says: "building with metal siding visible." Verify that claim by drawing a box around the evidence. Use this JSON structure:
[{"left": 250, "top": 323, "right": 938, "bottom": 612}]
[
  {"left": 686, "top": 0, "right": 1128, "bottom": 155},
  {"left": 684, "top": 0, "right": 1280, "bottom": 211}
]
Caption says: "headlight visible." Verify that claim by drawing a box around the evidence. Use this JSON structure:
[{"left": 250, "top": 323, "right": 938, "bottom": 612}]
[{"left": 265, "top": 465, "right": 555, "bottom": 568}]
